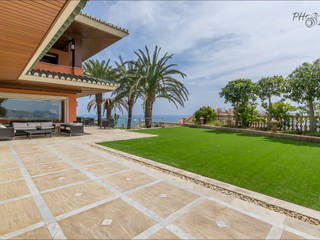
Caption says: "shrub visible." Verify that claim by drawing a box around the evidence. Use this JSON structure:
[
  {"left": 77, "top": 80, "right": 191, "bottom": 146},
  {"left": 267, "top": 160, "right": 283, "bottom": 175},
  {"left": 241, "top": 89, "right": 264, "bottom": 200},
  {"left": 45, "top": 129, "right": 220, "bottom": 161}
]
[
  {"left": 212, "top": 120, "right": 223, "bottom": 126},
  {"left": 194, "top": 106, "right": 216, "bottom": 124}
]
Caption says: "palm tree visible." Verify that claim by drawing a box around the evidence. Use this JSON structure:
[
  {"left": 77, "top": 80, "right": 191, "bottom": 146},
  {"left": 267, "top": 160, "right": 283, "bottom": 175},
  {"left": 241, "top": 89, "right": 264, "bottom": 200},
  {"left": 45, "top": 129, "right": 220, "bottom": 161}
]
[
  {"left": 103, "top": 97, "right": 128, "bottom": 121},
  {"left": 83, "top": 59, "right": 112, "bottom": 128},
  {"left": 134, "top": 46, "right": 189, "bottom": 128},
  {"left": 112, "top": 57, "right": 141, "bottom": 129},
  {"left": 87, "top": 97, "right": 127, "bottom": 127}
]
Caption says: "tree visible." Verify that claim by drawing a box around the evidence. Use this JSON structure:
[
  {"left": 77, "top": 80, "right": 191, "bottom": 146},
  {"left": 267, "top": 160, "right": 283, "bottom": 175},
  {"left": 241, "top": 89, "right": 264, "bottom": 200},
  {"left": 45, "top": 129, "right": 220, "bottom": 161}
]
[
  {"left": 238, "top": 101, "right": 259, "bottom": 127},
  {"left": 112, "top": 57, "right": 141, "bottom": 129},
  {"left": 219, "top": 79, "right": 255, "bottom": 127},
  {"left": 83, "top": 59, "right": 113, "bottom": 128},
  {"left": 285, "top": 59, "right": 320, "bottom": 133},
  {"left": 134, "top": 46, "right": 189, "bottom": 128},
  {"left": 194, "top": 106, "right": 216, "bottom": 124},
  {"left": 255, "top": 76, "right": 284, "bottom": 129},
  {"left": 87, "top": 97, "right": 127, "bottom": 125},
  {"left": 102, "top": 97, "right": 127, "bottom": 121}
]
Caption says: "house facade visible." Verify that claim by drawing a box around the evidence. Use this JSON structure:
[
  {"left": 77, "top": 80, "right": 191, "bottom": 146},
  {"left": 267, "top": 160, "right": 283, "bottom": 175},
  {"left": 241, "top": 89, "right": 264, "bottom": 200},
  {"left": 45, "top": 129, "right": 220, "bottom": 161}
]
[{"left": 0, "top": 0, "right": 128, "bottom": 124}]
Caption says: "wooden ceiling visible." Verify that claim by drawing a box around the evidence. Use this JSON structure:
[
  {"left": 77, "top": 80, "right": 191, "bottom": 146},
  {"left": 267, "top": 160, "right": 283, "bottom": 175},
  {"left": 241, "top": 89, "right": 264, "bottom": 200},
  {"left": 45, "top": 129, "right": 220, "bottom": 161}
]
[
  {"left": 53, "top": 16, "right": 124, "bottom": 61},
  {"left": 0, "top": 0, "right": 69, "bottom": 81}
]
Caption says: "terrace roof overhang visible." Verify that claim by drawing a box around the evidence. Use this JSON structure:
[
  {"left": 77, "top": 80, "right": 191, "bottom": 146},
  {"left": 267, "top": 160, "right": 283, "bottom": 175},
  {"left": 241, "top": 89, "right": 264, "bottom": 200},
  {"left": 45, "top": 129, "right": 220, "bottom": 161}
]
[
  {"left": 53, "top": 13, "right": 129, "bottom": 61},
  {"left": 0, "top": 0, "right": 127, "bottom": 97},
  {"left": 0, "top": 0, "right": 86, "bottom": 81},
  {"left": 0, "top": 69, "right": 118, "bottom": 98}
]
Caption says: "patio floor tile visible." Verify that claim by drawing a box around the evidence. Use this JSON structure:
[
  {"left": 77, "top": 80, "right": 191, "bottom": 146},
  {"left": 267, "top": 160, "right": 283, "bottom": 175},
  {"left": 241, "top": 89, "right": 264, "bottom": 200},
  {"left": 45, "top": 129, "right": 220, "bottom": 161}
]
[
  {"left": 0, "top": 197, "right": 42, "bottom": 236},
  {"left": 173, "top": 200, "right": 271, "bottom": 239},
  {"left": 11, "top": 145, "right": 44, "bottom": 154},
  {"left": 281, "top": 230, "right": 305, "bottom": 239},
  {"left": 42, "top": 181, "right": 114, "bottom": 216},
  {"left": 70, "top": 156, "right": 107, "bottom": 166},
  {"left": 14, "top": 226, "right": 51, "bottom": 239},
  {"left": 20, "top": 153, "right": 61, "bottom": 165},
  {"left": 59, "top": 199, "right": 155, "bottom": 239},
  {"left": 26, "top": 161, "right": 72, "bottom": 176},
  {"left": 284, "top": 217, "right": 320, "bottom": 238},
  {"left": 128, "top": 182, "right": 199, "bottom": 218},
  {"left": 84, "top": 161, "right": 127, "bottom": 177},
  {"left": 148, "top": 228, "right": 179, "bottom": 239},
  {"left": 0, "top": 179, "right": 29, "bottom": 201},
  {"left": 0, "top": 154, "right": 18, "bottom": 169},
  {"left": 103, "top": 170, "right": 156, "bottom": 192},
  {"left": 33, "top": 169, "right": 88, "bottom": 192},
  {"left": 0, "top": 168, "right": 22, "bottom": 182}
]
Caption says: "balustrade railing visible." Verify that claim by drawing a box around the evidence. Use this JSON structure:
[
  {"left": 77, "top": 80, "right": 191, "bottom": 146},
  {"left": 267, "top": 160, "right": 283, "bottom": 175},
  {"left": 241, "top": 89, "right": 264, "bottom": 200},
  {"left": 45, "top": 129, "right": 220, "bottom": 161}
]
[{"left": 214, "top": 113, "right": 320, "bottom": 132}]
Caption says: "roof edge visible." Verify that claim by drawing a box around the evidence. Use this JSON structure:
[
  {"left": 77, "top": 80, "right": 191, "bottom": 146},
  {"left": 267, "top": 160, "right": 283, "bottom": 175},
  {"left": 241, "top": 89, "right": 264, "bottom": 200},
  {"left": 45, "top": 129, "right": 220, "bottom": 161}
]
[
  {"left": 19, "top": 0, "right": 89, "bottom": 77},
  {"left": 78, "top": 12, "right": 129, "bottom": 34}
]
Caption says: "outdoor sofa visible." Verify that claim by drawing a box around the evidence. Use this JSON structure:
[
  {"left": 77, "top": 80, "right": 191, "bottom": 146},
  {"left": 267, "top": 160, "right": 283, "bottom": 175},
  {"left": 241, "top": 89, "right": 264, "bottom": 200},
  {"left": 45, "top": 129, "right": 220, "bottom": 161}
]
[{"left": 12, "top": 121, "right": 55, "bottom": 136}]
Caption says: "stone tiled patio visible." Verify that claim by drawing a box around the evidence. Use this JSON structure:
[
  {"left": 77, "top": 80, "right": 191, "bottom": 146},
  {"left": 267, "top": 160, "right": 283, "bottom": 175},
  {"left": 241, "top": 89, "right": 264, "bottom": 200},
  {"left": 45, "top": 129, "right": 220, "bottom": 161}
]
[{"left": 0, "top": 128, "right": 319, "bottom": 239}]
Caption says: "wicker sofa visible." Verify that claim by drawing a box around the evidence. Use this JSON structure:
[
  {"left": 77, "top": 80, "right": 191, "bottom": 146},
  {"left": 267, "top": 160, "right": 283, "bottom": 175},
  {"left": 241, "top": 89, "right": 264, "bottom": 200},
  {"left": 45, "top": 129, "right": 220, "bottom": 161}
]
[{"left": 12, "top": 121, "right": 55, "bottom": 136}]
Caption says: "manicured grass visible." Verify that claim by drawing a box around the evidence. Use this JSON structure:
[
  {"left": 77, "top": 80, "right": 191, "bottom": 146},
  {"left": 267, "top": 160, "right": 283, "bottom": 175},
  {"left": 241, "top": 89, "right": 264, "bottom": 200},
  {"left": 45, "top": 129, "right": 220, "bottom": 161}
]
[{"left": 98, "top": 127, "right": 320, "bottom": 210}]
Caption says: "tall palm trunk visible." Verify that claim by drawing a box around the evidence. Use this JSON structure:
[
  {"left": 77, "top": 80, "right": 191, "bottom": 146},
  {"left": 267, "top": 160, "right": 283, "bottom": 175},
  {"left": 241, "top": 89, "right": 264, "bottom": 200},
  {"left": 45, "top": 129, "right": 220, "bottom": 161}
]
[
  {"left": 127, "top": 98, "right": 134, "bottom": 129},
  {"left": 95, "top": 93, "right": 102, "bottom": 128},
  {"left": 267, "top": 96, "right": 272, "bottom": 130},
  {"left": 106, "top": 107, "right": 112, "bottom": 120},
  {"left": 144, "top": 99, "right": 153, "bottom": 128},
  {"left": 308, "top": 101, "right": 316, "bottom": 133}
]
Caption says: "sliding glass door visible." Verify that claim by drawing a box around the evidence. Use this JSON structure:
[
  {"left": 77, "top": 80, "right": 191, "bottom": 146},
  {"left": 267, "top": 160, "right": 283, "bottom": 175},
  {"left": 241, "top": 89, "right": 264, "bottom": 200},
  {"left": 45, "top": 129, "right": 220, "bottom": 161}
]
[{"left": 0, "top": 93, "right": 67, "bottom": 123}]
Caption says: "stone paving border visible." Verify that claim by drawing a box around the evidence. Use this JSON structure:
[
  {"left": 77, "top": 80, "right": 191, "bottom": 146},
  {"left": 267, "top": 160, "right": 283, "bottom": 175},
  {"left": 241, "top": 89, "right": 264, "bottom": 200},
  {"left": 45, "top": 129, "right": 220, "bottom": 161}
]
[
  {"left": 92, "top": 143, "right": 320, "bottom": 226},
  {"left": 184, "top": 123, "right": 320, "bottom": 143}
]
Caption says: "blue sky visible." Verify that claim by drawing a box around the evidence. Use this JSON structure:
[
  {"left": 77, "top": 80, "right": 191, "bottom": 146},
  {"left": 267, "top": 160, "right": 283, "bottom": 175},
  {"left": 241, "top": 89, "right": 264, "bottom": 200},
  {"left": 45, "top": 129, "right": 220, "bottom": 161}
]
[{"left": 77, "top": 0, "right": 320, "bottom": 117}]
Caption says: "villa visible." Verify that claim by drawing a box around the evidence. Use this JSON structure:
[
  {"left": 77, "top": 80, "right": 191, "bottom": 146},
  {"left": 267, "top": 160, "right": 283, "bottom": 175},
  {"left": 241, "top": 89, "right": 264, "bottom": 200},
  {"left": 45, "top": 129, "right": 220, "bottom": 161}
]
[
  {"left": 0, "top": 0, "right": 127, "bottom": 126},
  {"left": 0, "top": 1, "right": 319, "bottom": 239}
]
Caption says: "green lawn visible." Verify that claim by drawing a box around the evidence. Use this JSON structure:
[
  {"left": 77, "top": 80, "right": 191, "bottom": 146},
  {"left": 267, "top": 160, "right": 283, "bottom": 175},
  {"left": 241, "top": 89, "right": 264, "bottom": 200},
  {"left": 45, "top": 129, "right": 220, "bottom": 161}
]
[{"left": 98, "top": 127, "right": 320, "bottom": 211}]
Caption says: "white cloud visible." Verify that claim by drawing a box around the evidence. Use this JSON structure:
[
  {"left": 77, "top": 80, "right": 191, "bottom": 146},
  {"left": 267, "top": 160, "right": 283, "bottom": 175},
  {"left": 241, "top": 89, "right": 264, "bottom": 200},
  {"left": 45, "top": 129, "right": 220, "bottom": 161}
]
[{"left": 79, "top": 1, "right": 320, "bottom": 115}]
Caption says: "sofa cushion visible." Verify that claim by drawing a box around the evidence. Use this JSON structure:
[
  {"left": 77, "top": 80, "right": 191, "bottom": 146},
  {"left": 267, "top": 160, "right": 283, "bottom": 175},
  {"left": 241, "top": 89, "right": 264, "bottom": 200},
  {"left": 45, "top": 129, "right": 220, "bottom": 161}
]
[
  {"left": 0, "top": 123, "right": 7, "bottom": 129},
  {"left": 12, "top": 122, "right": 29, "bottom": 130},
  {"left": 40, "top": 122, "right": 53, "bottom": 129},
  {"left": 27, "top": 122, "right": 40, "bottom": 129}
]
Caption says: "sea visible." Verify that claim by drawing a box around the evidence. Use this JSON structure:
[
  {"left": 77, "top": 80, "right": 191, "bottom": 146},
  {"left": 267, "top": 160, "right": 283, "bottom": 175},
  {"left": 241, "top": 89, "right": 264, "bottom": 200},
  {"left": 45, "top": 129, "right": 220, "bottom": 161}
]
[{"left": 77, "top": 114, "right": 189, "bottom": 127}]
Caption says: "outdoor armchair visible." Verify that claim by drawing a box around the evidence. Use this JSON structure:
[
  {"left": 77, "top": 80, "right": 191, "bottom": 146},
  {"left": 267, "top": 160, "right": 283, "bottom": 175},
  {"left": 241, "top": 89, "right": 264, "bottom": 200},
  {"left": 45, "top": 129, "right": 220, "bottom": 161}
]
[{"left": 0, "top": 127, "right": 15, "bottom": 140}]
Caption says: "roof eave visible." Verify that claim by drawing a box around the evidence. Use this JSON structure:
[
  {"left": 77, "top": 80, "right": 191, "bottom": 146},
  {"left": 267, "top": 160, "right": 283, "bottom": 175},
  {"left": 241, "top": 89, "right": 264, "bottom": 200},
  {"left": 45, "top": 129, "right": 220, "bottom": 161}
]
[
  {"left": 74, "top": 13, "right": 129, "bottom": 38},
  {"left": 19, "top": 74, "right": 118, "bottom": 92},
  {"left": 18, "top": 0, "right": 88, "bottom": 78}
]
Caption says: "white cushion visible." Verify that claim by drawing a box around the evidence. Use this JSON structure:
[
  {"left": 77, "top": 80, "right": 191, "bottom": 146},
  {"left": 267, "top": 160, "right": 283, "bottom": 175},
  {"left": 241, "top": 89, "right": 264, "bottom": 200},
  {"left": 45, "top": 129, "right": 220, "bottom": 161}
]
[
  {"left": 13, "top": 122, "right": 28, "bottom": 130},
  {"left": 28, "top": 122, "right": 40, "bottom": 128},
  {"left": 40, "top": 122, "right": 53, "bottom": 129},
  {"left": 0, "top": 124, "right": 6, "bottom": 129}
]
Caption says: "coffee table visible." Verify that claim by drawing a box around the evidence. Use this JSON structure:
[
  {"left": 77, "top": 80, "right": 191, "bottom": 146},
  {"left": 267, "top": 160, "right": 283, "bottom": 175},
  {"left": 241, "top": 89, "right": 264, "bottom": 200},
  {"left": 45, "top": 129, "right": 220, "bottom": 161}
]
[{"left": 24, "top": 129, "right": 53, "bottom": 139}]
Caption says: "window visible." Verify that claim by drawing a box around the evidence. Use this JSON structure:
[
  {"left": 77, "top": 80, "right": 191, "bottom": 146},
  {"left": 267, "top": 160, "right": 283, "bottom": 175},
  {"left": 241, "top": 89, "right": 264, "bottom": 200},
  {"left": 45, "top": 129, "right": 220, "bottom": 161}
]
[
  {"left": 40, "top": 53, "right": 58, "bottom": 64},
  {"left": 0, "top": 98, "right": 64, "bottom": 122}
]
